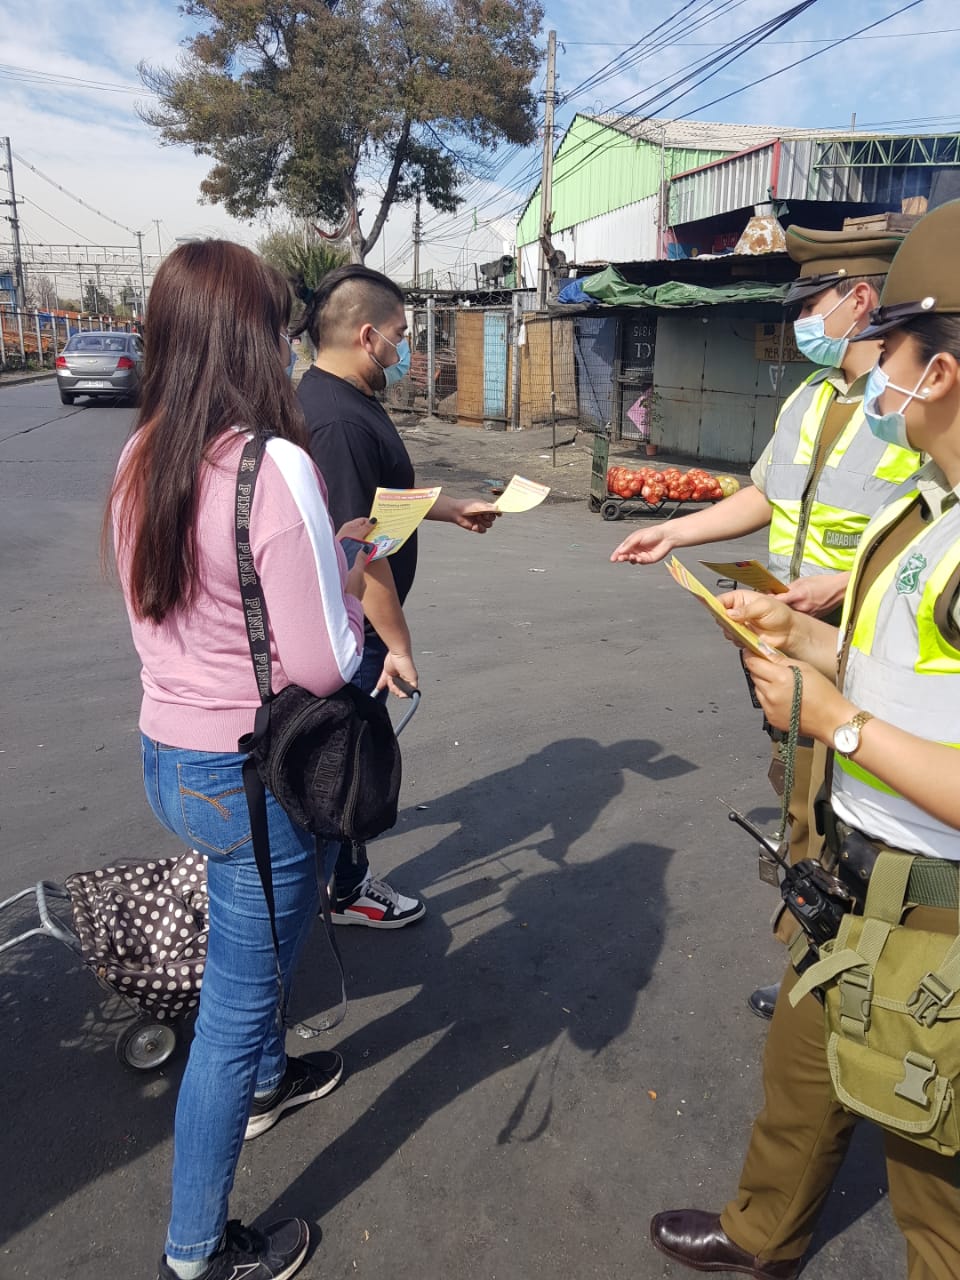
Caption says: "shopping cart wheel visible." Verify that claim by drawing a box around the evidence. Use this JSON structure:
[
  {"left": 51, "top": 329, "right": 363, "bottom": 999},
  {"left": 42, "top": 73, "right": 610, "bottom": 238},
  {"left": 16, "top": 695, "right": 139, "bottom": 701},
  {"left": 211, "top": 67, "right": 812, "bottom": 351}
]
[
  {"left": 115, "top": 1018, "right": 178, "bottom": 1071},
  {"left": 600, "top": 500, "right": 622, "bottom": 521}
]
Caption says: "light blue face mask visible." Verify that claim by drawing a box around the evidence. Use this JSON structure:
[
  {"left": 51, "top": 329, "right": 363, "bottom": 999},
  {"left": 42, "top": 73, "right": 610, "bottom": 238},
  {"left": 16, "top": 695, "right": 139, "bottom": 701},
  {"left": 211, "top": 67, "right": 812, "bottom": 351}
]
[
  {"left": 371, "top": 330, "right": 411, "bottom": 387},
  {"left": 863, "top": 357, "right": 936, "bottom": 450},
  {"left": 793, "top": 292, "right": 857, "bottom": 367}
]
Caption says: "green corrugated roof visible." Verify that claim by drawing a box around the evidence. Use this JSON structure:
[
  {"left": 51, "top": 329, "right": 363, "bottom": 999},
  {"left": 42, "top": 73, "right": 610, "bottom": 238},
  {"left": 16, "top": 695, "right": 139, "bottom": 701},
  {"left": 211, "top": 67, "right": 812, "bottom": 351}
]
[{"left": 516, "top": 114, "right": 745, "bottom": 247}]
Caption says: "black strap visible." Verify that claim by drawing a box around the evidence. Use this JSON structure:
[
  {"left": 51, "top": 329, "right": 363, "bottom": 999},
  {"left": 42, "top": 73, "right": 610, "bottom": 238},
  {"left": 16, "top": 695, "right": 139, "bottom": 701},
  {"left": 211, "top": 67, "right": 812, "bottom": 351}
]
[
  {"left": 234, "top": 434, "right": 346, "bottom": 1036},
  {"left": 236, "top": 436, "right": 274, "bottom": 707}
]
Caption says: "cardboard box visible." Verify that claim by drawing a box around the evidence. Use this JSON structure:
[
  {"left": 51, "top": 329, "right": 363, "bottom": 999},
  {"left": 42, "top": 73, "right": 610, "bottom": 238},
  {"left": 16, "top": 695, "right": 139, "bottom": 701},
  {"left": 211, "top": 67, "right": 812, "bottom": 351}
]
[
  {"left": 842, "top": 212, "right": 921, "bottom": 233},
  {"left": 901, "top": 196, "right": 928, "bottom": 216}
]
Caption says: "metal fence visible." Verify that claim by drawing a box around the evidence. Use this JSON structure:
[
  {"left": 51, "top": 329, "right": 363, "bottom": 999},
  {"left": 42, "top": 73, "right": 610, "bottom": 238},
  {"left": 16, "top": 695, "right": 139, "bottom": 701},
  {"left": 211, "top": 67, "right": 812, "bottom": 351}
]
[
  {"left": 384, "top": 301, "right": 648, "bottom": 441},
  {"left": 384, "top": 300, "right": 517, "bottom": 424},
  {"left": 0, "top": 305, "right": 137, "bottom": 372}
]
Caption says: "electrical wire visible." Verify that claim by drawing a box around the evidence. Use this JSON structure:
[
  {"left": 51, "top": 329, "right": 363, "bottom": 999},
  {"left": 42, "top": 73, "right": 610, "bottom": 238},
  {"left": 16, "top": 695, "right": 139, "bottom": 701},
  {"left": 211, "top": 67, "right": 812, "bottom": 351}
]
[
  {"left": 562, "top": 0, "right": 752, "bottom": 104},
  {"left": 11, "top": 150, "right": 138, "bottom": 237},
  {"left": 678, "top": 0, "right": 929, "bottom": 119},
  {"left": 412, "top": 2, "right": 751, "bottom": 244},
  {"left": 364, "top": 3, "right": 750, "bottom": 264},
  {"left": 412, "top": 0, "right": 936, "bottom": 264},
  {"left": 0, "top": 63, "right": 147, "bottom": 95},
  {"left": 562, "top": 26, "right": 960, "bottom": 47},
  {"left": 18, "top": 196, "right": 96, "bottom": 243},
  {"left": 554, "top": 1, "right": 824, "bottom": 187}
]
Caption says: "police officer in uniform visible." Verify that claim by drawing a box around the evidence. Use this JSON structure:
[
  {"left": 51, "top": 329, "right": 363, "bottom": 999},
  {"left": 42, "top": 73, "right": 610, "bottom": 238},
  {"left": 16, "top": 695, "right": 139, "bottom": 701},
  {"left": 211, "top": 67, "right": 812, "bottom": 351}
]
[
  {"left": 612, "top": 226, "right": 921, "bottom": 1018},
  {"left": 650, "top": 198, "right": 960, "bottom": 1280}
]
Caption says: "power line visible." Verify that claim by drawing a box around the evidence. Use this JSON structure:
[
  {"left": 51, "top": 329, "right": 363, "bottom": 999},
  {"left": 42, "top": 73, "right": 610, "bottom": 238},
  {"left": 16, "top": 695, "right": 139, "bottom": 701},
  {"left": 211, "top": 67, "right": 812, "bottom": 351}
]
[
  {"left": 679, "top": 0, "right": 929, "bottom": 119},
  {"left": 561, "top": 26, "right": 960, "bottom": 47},
  {"left": 11, "top": 149, "right": 138, "bottom": 237},
  {"left": 563, "top": 0, "right": 752, "bottom": 103},
  {"left": 18, "top": 195, "right": 96, "bottom": 244},
  {"left": 544, "top": 0, "right": 823, "bottom": 199},
  {"left": 537, "top": 0, "right": 928, "bottom": 202},
  {"left": 0, "top": 62, "right": 147, "bottom": 95},
  {"left": 411, "top": 7, "right": 749, "bottom": 245}
]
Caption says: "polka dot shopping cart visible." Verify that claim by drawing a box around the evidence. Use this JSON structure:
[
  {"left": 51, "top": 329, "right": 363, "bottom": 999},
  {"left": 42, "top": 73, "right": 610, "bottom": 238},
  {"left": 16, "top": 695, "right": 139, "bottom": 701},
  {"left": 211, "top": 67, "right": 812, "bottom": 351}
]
[
  {"left": 0, "top": 851, "right": 207, "bottom": 1071},
  {"left": 0, "top": 688, "right": 420, "bottom": 1073}
]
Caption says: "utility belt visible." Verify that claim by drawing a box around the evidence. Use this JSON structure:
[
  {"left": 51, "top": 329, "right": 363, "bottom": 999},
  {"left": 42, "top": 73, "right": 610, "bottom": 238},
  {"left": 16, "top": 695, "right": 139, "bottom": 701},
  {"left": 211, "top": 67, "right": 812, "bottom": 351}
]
[{"left": 819, "top": 803, "right": 959, "bottom": 911}]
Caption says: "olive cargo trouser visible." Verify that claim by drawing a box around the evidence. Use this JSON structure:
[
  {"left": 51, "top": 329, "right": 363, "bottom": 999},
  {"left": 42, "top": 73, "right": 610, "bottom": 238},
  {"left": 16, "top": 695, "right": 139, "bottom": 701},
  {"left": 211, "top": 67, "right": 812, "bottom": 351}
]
[
  {"left": 720, "top": 907, "right": 960, "bottom": 1279},
  {"left": 771, "top": 741, "right": 826, "bottom": 945}
]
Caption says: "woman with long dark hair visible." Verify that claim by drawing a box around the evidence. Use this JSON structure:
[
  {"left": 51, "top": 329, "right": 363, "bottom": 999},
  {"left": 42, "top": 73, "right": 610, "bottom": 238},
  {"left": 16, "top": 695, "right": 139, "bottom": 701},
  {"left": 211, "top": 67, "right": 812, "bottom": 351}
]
[{"left": 109, "top": 240, "right": 367, "bottom": 1280}]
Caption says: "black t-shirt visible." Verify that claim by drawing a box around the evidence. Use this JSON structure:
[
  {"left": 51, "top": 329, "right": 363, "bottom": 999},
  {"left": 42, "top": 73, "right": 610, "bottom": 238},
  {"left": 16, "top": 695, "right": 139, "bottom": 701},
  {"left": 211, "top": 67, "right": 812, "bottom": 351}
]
[{"left": 297, "top": 366, "right": 418, "bottom": 618}]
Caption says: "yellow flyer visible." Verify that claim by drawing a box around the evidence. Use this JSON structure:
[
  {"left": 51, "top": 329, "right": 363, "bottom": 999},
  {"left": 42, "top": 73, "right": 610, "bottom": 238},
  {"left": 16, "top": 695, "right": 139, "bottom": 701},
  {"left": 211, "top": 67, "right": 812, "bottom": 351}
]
[
  {"left": 367, "top": 486, "right": 441, "bottom": 560},
  {"left": 666, "top": 557, "right": 783, "bottom": 658},
  {"left": 494, "top": 474, "right": 551, "bottom": 513},
  {"left": 700, "top": 559, "right": 788, "bottom": 595}
]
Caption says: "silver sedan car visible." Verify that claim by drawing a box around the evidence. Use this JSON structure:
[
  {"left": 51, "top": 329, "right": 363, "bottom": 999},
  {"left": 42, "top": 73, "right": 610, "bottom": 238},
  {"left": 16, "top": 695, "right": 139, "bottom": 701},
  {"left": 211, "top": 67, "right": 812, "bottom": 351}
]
[{"left": 55, "top": 331, "right": 144, "bottom": 405}]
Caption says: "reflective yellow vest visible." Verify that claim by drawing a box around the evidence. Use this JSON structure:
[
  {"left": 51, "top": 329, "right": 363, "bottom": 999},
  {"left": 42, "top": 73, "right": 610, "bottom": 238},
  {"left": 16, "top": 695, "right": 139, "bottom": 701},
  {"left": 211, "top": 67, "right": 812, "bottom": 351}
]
[
  {"left": 765, "top": 370, "right": 921, "bottom": 583},
  {"left": 833, "top": 487, "right": 960, "bottom": 859}
]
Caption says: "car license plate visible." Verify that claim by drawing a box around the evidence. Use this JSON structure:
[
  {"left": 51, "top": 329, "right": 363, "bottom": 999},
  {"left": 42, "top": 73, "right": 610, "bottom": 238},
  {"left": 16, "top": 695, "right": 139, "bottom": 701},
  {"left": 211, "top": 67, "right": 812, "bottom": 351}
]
[{"left": 77, "top": 380, "right": 111, "bottom": 388}]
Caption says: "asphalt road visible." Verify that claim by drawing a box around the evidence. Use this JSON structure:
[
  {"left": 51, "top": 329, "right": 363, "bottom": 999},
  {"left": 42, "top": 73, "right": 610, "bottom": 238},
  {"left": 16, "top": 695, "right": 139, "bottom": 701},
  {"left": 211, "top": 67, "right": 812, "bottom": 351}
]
[{"left": 0, "top": 380, "right": 896, "bottom": 1279}]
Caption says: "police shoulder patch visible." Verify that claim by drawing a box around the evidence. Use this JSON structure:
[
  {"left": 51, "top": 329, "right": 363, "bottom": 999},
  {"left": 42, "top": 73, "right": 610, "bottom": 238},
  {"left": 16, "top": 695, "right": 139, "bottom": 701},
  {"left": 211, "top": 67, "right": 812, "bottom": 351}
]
[{"left": 895, "top": 550, "right": 927, "bottom": 595}]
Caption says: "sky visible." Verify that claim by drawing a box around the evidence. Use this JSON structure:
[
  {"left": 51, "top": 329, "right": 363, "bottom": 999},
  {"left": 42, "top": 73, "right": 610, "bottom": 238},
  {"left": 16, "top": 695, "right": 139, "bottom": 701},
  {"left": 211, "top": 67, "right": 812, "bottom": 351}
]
[{"left": 2, "top": 0, "right": 959, "bottom": 293}]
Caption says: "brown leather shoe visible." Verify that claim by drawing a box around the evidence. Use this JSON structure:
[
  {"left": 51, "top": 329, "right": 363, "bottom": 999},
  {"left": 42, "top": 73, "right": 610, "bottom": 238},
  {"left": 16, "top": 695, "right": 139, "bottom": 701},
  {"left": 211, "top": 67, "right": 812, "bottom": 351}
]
[{"left": 650, "top": 1210, "right": 801, "bottom": 1278}]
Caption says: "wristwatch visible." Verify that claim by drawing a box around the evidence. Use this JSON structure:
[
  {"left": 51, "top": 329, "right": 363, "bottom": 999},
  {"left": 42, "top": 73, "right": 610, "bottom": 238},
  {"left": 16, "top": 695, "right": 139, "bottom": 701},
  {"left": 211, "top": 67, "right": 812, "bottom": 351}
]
[{"left": 833, "top": 710, "right": 874, "bottom": 758}]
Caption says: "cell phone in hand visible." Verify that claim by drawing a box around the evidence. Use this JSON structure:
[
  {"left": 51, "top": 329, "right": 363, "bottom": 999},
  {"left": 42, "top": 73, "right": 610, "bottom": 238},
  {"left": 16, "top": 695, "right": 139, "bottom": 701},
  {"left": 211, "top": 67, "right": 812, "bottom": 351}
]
[{"left": 340, "top": 537, "right": 375, "bottom": 568}]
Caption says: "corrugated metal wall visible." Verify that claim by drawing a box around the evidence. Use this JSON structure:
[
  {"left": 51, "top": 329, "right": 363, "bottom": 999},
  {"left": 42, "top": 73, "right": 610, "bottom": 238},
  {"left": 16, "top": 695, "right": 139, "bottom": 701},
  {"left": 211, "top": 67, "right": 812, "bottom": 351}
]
[
  {"left": 518, "top": 198, "right": 659, "bottom": 284},
  {"left": 669, "top": 145, "right": 775, "bottom": 224},
  {"left": 516, "top": 116, "right": 734, "bottom": 246},
  {"left": 652, "top": 308, "right": 809, "bottom": 465},
  {"left": 668, "top": 135, "right": 956, "bottom": 223},
  {"left": 553, "top": 198, "right": 660, "bottom": 267}
]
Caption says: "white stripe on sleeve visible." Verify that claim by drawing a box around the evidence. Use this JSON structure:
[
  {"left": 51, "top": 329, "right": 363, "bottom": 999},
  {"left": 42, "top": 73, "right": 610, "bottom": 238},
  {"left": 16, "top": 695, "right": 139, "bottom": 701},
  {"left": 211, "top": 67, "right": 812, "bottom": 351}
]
[{"left": 262, "top": 437, "right": 361, "bottom": 683}]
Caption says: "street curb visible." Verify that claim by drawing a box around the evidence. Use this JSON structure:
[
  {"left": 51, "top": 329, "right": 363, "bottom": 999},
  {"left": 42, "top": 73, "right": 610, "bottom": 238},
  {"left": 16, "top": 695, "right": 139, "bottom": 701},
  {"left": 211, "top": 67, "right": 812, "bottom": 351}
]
[{"left": 0, "top": 371, "right": 56, "bottom": 387}]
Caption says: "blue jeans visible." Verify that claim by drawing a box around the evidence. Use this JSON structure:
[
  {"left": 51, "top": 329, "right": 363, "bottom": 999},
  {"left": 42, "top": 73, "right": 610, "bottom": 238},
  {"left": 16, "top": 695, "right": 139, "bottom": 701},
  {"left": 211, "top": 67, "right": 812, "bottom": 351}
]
[
  {"left": 332, "top": 630, "right": 388, "bottom": 898},
  {"left": 141, "top": 735, "right": 329, "bottom": 1263}
]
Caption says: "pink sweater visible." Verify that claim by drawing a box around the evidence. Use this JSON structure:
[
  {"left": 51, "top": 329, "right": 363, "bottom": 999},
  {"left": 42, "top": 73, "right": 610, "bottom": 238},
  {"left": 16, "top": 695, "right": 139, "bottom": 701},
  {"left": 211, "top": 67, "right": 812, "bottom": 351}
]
[{"left": 115, "top": 430, "right": 365, "bottom": 752}]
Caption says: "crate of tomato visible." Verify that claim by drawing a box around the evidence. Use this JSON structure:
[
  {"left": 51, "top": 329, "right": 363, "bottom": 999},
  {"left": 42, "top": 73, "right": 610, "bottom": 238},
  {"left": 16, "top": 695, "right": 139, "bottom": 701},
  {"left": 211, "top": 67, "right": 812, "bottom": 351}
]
[{"left": 599, "top": 463, "right": 740, "bottom": 520}]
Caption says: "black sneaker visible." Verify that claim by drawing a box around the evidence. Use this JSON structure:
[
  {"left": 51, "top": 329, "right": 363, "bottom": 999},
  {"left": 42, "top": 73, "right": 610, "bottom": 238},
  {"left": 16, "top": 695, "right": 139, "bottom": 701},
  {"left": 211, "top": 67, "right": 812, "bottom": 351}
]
[
  {"left": 158, "top": 1217, "right": 309, "bottom": 1280},
  {"left": 244, "top": 1052, "right": 344, "bottom": 1141}
]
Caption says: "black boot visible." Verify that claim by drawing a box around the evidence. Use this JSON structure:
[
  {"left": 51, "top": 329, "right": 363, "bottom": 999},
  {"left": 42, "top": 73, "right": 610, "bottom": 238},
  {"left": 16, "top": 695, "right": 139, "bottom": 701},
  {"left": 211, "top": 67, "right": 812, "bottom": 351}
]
[{"left": 748, "top": 981, "right": 781, "bottom": 1020}]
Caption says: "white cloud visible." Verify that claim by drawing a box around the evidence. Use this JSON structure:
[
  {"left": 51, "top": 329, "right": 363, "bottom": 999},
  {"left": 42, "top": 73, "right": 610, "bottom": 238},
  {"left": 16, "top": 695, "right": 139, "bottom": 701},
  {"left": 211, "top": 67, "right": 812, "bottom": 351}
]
[{"left": 0, "top": 0, "right": 260, "bottom": 266}]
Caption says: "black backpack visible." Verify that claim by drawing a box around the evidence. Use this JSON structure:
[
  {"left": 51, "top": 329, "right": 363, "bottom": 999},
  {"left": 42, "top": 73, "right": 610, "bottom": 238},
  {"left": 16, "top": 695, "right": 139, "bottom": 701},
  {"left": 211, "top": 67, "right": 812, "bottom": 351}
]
[{"left": 239, "top": 681, "right": 400, "bottom": 843}]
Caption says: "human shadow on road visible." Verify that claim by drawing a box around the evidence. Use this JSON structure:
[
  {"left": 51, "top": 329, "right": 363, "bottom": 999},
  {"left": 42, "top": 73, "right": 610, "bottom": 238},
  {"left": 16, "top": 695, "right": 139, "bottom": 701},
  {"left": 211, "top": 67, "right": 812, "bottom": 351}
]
[
  {"left": 0, "top": 734, "right": 686, "bottom": 1254},
  {"left": 273, "top": 734, "right": 690, "bottom": 1220}
]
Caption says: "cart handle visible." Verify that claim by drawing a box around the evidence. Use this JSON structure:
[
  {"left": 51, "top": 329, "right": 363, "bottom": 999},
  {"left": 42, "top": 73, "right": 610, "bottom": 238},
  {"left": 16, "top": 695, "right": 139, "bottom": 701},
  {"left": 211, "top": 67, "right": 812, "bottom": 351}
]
[
  {"left": 373, "top": 680, "right": 422, "bottom": 737},
  {"left": 0, "top": 881, "right": 81, "bottom": 955}
]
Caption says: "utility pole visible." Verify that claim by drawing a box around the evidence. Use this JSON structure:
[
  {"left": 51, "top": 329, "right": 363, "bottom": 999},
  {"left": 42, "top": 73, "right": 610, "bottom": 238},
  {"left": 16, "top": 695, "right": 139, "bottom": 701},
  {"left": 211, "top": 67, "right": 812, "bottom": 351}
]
[
  {"left": 136, "top": 230, "right": 147, "bottom": 322},
  {"left": 536, "top": 30, "right": 557, "bottom": 311},
  {"left": 1, "top": 138, "right": 26, "bottom": 308},
  {"left": 153, "top": 219, "right": 162, "bottom": 256},
  {"left": 412, "top": 192, "right": 422, "bottom": 289}
]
